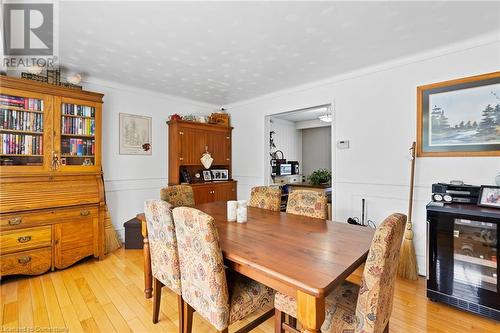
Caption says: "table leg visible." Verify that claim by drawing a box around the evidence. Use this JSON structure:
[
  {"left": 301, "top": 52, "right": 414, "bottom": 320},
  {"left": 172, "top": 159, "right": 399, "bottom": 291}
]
[
  {"left": 297, "top": 291, "right": 325, "bottom": 333},
  {"left": 141, "top": 217, "right": 153, "bottom": 299}
]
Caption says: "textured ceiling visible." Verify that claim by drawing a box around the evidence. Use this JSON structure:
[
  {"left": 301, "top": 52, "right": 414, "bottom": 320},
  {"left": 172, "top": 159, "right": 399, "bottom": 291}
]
[{"left": 59, "top": 1, "right": 500, "bottom": 105}]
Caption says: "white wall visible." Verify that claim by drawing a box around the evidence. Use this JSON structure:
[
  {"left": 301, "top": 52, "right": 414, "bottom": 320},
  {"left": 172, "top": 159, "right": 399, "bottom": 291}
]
[
  {"left": 228, "top": 37, "right": 500, "bottom": 275},
  {"left": 269, "top": 118, "right": 302, "bottom": 164},
  {"left": 84, "top": 79, "right": 216, "bottom": 239},
  {"left": 302, "top": 126, "right": 332, "bottom": 177}
]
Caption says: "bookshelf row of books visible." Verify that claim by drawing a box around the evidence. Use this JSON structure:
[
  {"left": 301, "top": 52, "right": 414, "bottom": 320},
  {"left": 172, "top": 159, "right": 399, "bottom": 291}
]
[
  {"left": 0, "top": 94, "right": 43, "bottom": 111},
  {"left": 0, "top": 109, "right": 43, "bottom": 133},
  {"left": 1, "top": 134, "right": 43, "bottom": 155},
  {"left": 62, "top": 103, "right": 95, "bottom": 117},
  {"left": 61, "top": 138, "right": 95, "bottom": 156},
  {"left": 62, "top": 116, "right": 95, "bottom": 136}
]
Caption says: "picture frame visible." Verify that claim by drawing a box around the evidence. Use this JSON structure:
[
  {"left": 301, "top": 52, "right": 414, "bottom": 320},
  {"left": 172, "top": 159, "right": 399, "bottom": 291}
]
[
  {"left": 477, "top": 185, "right": 500, "bottom": 209},
  {"left": 119, "top": 113, "right": 152, "bottom": 155},
  {"left": 211, "top": 169, "right": 229, "bottom": 181},
  {"left": 417, "top": 71, "right": 500, "bottom": 157},
  {"left": 202, "top": 170, "right": 212, "bottom": 182}
]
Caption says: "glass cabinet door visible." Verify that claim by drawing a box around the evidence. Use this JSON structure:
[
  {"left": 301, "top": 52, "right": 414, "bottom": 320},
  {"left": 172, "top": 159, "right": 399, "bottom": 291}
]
[
  {"left": 453, "top": 218, "right": 497, "bottom": 292},
  {"left": 0, "top": 87, "right": 52, "bottom": 172},
  {"left": 53, "top": 96, "right": 101, "bottom": 172}
]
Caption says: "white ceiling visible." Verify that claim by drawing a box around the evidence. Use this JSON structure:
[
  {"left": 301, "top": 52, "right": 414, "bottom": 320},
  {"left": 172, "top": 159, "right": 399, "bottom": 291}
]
[{"left": 59, "top": 1, "right": 500, "bottom": 105}]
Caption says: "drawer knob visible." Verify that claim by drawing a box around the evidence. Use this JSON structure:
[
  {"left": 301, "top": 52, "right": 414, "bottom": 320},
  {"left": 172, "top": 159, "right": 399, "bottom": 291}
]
[
  {"left": 80, "top": 210, "right": 90, "bottom": 216},
  {"left": 18, "top": 236, "right": 32, "bottom": 243},
  {"left": 8, "top": 217, "right": 22, "bottom": 225},
  {"left": 18, "top": 256, "right": 32, "bottom": 265}
]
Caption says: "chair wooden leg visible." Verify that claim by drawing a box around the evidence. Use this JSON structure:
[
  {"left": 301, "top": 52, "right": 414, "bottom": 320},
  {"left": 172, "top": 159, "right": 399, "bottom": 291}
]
[
  {"left": 383, "top": 322, "right": 389, "bottom": 333},
  {"left": 275, "top": 309, "right": 285, "bottom": 333},
  {"left": 177, "top": 294, "right": 184, "bottom": 333},
  {"left": 183, "top": 302, "right": 194, "bottom": 333},
  {"left": 152, "top": 278, "right": 163, "bottom": 323}
]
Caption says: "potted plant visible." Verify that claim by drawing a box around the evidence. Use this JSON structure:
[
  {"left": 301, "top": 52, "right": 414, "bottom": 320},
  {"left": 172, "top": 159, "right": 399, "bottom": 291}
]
[{"left": 308, "top": 169, "right": 332, "bottom": 186}]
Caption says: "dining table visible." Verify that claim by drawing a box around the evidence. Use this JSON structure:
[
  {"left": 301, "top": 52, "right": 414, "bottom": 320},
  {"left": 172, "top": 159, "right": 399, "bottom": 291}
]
[{"left": 137, "top": 201, "right": 375, "bottom": 333}]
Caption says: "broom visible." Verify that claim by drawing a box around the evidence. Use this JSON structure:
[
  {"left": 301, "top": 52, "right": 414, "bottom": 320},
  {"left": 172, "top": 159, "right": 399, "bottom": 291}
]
[
  {"left": 397, "top": 141, "right": 418, "bottom": 280},
  {"left": 101, "top": 171, "right": 122, "bottom": 254},
  {"left": 104, "top": 205, "right": 122, "bottom": 254}
]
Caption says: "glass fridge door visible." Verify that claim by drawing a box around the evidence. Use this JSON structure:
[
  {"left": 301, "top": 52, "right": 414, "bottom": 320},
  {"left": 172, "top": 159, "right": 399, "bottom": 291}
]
[{"left": 453, "top": 218, "right": 497, "bottom": 293}]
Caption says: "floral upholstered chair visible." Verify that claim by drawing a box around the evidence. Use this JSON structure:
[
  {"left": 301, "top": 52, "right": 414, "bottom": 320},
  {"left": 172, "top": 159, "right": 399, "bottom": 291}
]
[
  {"left": 160, "top": 185, "right": 195, "bottom": 207},
  {"left": 274, "top": 213, "right": 407, "bottom": 333},
  {"left": 172, "top": 207, "right": 275, "bottom": 333},
  {"left": 248, "top": 186, "right": 281, "bottom": 211},
  {"left": 286, "top": 190, "right": 328, "bottom": 219},
  {"left": 143, "top": 200, "right": 183, "bottom": 331}
]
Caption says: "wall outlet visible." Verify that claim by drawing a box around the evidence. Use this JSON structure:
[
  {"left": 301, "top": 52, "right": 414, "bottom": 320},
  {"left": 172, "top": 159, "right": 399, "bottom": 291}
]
[{"left": 337, "top": 140, "right": 350, "bottom": 149}]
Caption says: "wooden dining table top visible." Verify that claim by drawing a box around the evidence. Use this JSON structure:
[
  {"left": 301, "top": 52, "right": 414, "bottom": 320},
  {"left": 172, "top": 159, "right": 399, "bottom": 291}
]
[{"left": 193, "top": 201, "right": 375, "bottom": 298}]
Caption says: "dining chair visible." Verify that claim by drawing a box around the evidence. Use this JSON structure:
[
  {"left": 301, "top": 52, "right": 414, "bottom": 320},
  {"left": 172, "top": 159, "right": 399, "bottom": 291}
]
[
  {"left": 248, "top": 186, "right": 281, "bottom": 211},
  {"left": 143, "top": 200, "right": 183, "bottom": 332},
  {"left": 274, "top": 213, "right": 407, "bottom": 333},
  {"left": 286, "top": 189, "right": 328, "bottom": 219},
  {"left": 172, "top": 207, "right": 275, "bottom": 333},
  {"left": 160, "top": 184, "right": 195, "bottom": 207}
]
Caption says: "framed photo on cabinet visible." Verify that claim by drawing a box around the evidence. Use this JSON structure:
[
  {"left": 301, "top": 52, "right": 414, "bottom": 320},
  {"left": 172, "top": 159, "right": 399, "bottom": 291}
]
[
  {"left": 119, "top": 113, "right": 152, "bottom": 155},
  {"left": 417, "top": 71, "right": 500, "bottom": 157}
]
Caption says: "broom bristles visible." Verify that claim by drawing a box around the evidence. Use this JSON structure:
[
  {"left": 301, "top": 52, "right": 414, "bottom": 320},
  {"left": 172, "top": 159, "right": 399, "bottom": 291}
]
[
  {"left": 398, "top": 237, "right": 418, "bottom": 280},
  {"left": 104, "top": 208, "right": 122, "bottom": 254}
]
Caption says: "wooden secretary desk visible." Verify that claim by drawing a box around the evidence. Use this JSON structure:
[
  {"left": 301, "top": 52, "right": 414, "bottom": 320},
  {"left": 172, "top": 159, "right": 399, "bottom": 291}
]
[{"left": 0, "top": 76, "right": 105, "bottom": 278}]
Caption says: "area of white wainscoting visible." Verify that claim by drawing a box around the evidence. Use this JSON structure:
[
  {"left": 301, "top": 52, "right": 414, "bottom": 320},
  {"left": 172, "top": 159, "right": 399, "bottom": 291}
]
[
  {"left": 228, "top": 34, "right": 500, "bottom": 276},
  {"left": 83, "top": 78, "right": 217, "bottom": 239}
]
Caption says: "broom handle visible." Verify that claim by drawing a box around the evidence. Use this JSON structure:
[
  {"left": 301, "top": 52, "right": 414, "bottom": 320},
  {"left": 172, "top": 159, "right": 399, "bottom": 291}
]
[{"left": 408, "top": 142, "right": 416, "bottom": 221}]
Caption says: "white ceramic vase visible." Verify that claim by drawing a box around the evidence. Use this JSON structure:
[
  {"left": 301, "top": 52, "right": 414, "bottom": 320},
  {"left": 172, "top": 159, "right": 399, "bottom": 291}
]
[
  {"left": 227, "top": 201, "right": 238, "bottom": 222},
  {"left": 237, "top": 200, "right": 248, "bottom": 223}
]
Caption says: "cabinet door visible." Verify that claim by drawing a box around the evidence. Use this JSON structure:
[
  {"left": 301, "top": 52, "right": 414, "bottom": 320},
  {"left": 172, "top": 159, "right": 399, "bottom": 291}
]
[
  {"left": 54, "top": 209, "right": 98, "bottom": 269},
  {"left": 192, "top": 185, "right": 215, "bottom": 204},
  {"left": 207, "top": 130, "right": 231, "bottom": 165},
  {"left": 214, "top": 182, "right": 237, "bottom": 202},
  {"left": 53, "top": 96, "right": 101, "bottom": 173},
  {"left": 179, "top": 126, "right": 207, "bottom": 165},
  {"left": 0, "top": 86, "right": 53, "bottom": 174}
]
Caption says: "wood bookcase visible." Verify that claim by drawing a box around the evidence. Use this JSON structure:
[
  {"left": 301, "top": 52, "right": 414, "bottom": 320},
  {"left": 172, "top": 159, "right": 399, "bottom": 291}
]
[
  {"left": 0, "top": 76, "right": 105, "bottom": 277},
  {"left": 168, "top": 120, "right": 236, "bottom": 204}
]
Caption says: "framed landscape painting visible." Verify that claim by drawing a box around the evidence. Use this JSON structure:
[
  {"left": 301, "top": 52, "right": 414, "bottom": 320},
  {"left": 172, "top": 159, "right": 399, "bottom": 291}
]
[{"left": 417, "top": 71, "right": 500, "bottom": 157}]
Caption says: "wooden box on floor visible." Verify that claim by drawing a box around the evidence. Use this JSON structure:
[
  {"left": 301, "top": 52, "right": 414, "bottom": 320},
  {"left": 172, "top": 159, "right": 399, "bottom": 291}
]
[{"left": 0, "top": 76, "right": 105, "bottom": 278}]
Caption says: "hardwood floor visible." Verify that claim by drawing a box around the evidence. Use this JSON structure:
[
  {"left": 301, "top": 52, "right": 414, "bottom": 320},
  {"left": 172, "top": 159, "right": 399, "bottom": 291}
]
[{"left": 1, "top": 248, "right": 499, "bottom": 333}]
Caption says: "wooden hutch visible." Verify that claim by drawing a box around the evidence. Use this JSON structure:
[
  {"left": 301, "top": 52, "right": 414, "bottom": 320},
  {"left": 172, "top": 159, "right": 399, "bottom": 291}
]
[
  {"left": 0, "top": 76, "right": 105, "bottom": 277},
  {"left": 168, "top": 119, "right": 236, "bottom": 203}
]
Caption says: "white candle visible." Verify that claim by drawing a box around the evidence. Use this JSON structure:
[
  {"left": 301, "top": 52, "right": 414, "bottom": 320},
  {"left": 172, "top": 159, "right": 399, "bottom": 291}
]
[
  {"left": 237, "top": 200, "right": 248, "bottom": 223},
  {"left": 227, "top": 200, "right": 238, "bottom": 222}
]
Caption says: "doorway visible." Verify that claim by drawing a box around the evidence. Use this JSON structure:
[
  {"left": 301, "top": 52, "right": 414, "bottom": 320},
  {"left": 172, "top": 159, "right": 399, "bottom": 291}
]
[{"left": 264, "top": 104, "right": 334, "bottom": 216}]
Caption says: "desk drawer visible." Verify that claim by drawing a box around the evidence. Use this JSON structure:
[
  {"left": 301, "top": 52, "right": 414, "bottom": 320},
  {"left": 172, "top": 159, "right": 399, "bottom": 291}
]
[
  {"left": 0, "top": 206, "right": 98, "bottom": 230},
  {"left": 0, "top": 247, "right": 52, "bottom": 277},
  {"left": 0, "top": 226, "right": 52, "bottom": 254}
]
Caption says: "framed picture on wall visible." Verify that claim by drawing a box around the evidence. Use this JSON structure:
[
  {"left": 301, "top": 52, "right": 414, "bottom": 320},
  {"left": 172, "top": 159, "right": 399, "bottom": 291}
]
[
  {"left": 119, "top": 113, "right": 152, "bottom": 155},
  {"left": 417, "top": 71, "right": 500, "bottom": 157}
]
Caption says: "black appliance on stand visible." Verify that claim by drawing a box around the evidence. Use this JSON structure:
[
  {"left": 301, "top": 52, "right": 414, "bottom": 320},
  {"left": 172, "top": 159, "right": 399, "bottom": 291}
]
[
  {"left": 288, "top": 161, "right": 300, "bottom": 175},
  {"left": 427, "top": 203, "right": 499, "bottom": 321},
  {"left": 270, "top": 150, "right": 285, "bottom": 176}
]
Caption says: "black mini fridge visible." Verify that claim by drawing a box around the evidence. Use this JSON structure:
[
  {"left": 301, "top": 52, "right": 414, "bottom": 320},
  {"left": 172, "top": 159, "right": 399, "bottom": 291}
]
[{"left": 427, "top": 203, "right": 499, "bottom": 321}]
